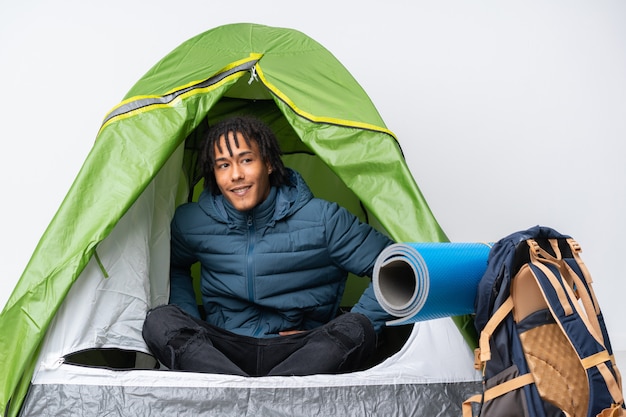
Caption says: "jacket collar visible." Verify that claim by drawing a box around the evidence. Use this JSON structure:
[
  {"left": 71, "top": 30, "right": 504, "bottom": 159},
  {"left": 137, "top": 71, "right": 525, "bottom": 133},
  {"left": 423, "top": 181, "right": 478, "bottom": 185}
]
[
  {"left": 198, "top": 168, "right": 314, "bottom": 228},
  {"left": 220, "top": 187, "right": 278, "bottom": 227}
]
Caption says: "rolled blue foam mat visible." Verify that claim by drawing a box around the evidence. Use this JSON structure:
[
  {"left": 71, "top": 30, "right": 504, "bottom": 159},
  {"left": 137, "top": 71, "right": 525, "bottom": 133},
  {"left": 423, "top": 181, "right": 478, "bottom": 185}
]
[{"left": 373, "top": 242, "right": 492, "bottom": 325}]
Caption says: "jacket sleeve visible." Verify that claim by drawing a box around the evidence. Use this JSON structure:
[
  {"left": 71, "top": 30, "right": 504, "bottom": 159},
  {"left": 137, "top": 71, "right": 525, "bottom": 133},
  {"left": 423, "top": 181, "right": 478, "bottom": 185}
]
[
  {"left": 323, "top": 202, "right": 394, "bottom": 332},
  {"left": 351, "top": 283, "right": 390, "bottom": 333},
  {"left": 168, "top": 212, "right": 202, "bottom": 319}
]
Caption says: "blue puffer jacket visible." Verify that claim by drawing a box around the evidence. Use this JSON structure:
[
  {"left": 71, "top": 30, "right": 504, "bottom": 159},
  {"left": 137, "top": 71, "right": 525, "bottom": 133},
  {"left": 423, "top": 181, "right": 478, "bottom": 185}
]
[{"left": 169, "top": 169, "right": 394, "bottom": 337}]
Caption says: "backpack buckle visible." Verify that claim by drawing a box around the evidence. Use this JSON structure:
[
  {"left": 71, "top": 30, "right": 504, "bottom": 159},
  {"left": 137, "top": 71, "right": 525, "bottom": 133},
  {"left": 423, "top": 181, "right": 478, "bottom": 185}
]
[
  {"left": 528, "top": 239, "right": 540, "bottom": 255},
  {"left": 568, "top": 239, "right": 582, "bottom": 254},
  {"left": 473, "top": 348, "right": 483, "bottom": 370}
]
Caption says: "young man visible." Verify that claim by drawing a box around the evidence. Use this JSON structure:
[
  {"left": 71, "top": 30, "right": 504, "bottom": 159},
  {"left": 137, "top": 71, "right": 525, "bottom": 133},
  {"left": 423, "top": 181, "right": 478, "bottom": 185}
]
[{"left": 142, "top": 116, "right": 394, "bottom": 376}]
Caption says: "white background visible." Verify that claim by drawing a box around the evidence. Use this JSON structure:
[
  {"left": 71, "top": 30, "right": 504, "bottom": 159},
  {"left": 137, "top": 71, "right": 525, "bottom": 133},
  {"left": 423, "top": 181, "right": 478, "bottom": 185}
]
[{"left": 1, "top": 1, "right": 625, "bottom": 351}]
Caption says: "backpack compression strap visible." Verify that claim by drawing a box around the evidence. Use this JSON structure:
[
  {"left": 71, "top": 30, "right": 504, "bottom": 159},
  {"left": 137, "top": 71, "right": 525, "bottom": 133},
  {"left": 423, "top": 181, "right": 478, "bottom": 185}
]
[
  {"left": 462, "top": 370, "right": 534, "bottom": 417},
  {"left": 464, "top": 296, "right": 538, "bottom": 417}
]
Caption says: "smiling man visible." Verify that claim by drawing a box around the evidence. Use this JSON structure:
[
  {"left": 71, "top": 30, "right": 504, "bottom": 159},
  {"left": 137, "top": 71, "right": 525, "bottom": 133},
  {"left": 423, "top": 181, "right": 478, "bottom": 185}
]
[
  {"left": 142, "top": 116, "right": 394, "bottom": 376},
  {"left": 212, "top": 130, "right": 274, "bottom": 212}
]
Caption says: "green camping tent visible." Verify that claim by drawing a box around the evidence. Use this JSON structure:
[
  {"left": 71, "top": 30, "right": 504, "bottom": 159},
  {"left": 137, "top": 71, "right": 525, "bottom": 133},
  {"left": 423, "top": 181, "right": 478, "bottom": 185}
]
[{"left": 0, "top": 23, "right": 479, "bottom": 417}]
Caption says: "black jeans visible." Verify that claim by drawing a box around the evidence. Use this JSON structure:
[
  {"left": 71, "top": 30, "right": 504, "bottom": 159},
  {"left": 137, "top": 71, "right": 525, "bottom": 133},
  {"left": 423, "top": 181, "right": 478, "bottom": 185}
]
[{"left": 142, "top": 304, "right": 376, "bottom": 376}]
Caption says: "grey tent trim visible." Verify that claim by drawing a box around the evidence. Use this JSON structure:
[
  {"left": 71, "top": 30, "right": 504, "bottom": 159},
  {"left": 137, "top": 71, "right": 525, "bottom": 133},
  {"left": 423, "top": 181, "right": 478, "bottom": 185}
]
[
  {"left": 102, "top": 60, "right": 258, "bottom": 125},
  {"left": 20, "top": 381, "right": 481, "bottom": 416}
]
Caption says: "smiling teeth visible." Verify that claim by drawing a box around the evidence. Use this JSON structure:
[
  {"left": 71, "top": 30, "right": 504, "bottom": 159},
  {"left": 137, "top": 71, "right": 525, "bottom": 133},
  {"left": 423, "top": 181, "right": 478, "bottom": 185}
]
[{"left": 233, "top": 186, "right": 250, "bottom": 194}]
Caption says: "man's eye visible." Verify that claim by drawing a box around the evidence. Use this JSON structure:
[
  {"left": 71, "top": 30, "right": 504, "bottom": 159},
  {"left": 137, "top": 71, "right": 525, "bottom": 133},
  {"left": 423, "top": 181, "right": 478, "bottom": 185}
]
[{"left": 216, "top": 163, "right": 229, "bottom": 169}]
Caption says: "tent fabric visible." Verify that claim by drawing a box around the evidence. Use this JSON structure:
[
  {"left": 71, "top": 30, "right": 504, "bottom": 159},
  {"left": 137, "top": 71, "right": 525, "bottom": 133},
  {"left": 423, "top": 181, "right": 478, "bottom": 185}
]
[{"left": 0, "top": 23, "right": 478, "bottom": 416}]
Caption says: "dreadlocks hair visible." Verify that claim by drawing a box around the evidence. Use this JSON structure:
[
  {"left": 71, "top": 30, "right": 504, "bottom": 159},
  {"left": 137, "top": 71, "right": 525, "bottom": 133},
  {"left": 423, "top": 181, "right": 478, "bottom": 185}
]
[{"left": 199, "top": 115, "right": 290, "bottom": 194}]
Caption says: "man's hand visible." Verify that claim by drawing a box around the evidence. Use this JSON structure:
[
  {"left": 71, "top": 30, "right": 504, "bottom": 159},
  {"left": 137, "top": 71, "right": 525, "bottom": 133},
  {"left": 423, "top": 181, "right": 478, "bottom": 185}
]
[{"left": 279, "top": 330, "right": 305, "bottom": 336}]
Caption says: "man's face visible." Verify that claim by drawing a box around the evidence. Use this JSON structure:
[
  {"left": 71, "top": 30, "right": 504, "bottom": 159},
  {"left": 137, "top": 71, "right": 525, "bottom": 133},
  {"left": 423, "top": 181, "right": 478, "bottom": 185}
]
[{"left": 213, "top": 131, "right": 272, "bottom": 212}]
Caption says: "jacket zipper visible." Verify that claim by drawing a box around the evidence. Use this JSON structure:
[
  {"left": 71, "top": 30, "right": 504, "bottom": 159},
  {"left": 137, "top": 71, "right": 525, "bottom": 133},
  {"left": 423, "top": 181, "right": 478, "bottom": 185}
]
[
  {"left": 247, "top": 214, "right": 265, "bottom": 337},
  {"left": 246, "top": 214, "right": 255, "bottom": 302}
]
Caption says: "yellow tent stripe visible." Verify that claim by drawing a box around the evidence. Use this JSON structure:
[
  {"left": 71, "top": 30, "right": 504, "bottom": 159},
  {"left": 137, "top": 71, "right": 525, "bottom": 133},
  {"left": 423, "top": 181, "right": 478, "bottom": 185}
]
[
  {"left": 160, "top": 53, "right": 263, "bottom": 97},
  {"left": 99, "top": 54, "right": 263, "bottom": 133},
  {"left": 253, "top": 63, "right": 397, "bottom": 140},
  {"left": 97, "top": 53, "right": 397, "bottom": 141}
]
